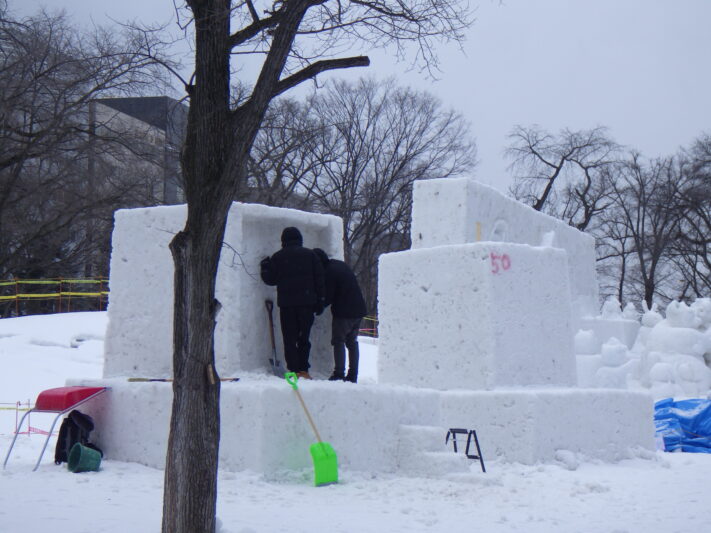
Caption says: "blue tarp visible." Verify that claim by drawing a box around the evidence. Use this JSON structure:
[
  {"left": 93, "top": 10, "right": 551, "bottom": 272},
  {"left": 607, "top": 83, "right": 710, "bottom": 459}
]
[{"left": 654, "top": 398, "right": 711, "bottom": 453}]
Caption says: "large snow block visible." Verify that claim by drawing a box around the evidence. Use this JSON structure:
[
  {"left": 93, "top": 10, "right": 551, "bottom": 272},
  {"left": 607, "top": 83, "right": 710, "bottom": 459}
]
[
  {"left": 439, "top": 388, "right": 654, "bottom": 464},
  {"left": 378, "top": 242, "right": 576, "bottom": 390},
  {"left": 75, "top": 378, "right": 441, "bottom": 475},
  {"left": 410, "top": 178, "right": 599, "bottom": 320},
  {"left": 72, "top": 378, "right": 654, "bottom": 474},
  {"left": 103, "top": 202, "right": 343, "bottom": 379}
]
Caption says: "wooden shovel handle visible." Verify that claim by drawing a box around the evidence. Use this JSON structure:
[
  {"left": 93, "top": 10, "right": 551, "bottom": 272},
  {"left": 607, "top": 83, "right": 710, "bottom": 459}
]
[
  {"left": 294, "top": 387, "right": 323, "bottom": 443},
  {"left": 286, "top": 372, "right": 323, "bottom": 443}
]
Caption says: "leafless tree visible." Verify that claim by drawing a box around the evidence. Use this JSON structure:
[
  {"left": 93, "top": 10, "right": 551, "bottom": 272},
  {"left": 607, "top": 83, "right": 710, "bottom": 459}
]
[
  {"left": 514, "top": 128, "right": 711, "bottom": 309},
  {"left": 670, "top": 134, "right": 711, "bottom": 299},
  {"left": 160, "top": 2, "right": 473, "bottom": 532},
  {"left": 306, "top": 77, "right": 476, "bottom": 311},
  {"left": 243, "top": 97, "right": 323, "bottom": 208},
  {"left": 238, "top": 78, "right": 476, "bottom": 312},
  {"left": 0, "top": 6, "right": 170, "bottom": 299},
  {"left": 506, "top": 125, "right": 620, "bottom": 230},
  {"left": 595, "top": 187, "right": 639, "bottom": 305},
  {"left": 603, "top": 153, "right": 686, "bottom": 309}
]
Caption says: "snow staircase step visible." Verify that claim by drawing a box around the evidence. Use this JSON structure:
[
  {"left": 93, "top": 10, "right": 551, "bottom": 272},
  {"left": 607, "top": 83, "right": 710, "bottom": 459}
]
[
  {"left": 397, "top": 424, "right": 471, "bottom": 477},
  {"left": 398, "top": 424, "right": 449, "bottom": 453}
]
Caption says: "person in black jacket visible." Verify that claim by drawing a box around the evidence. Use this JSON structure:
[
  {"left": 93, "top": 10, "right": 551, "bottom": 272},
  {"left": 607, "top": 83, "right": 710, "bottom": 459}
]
[
  {"left": 260, "top": 227, "right": 325, "bottom": 379},
  {"left": 313, "top": 248, "right": 367, "bottom": 383}
]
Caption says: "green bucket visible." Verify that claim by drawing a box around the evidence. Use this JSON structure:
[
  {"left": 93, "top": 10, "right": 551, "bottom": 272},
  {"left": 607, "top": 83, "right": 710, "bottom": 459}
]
[{"left": 67, "top": 442, "right": 102, "bottom": 473}]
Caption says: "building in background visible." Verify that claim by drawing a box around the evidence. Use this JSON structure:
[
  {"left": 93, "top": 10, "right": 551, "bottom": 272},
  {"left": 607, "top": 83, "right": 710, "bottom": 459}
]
[{"left": 93, "top": 96, "right": 187, "bottom": 205}]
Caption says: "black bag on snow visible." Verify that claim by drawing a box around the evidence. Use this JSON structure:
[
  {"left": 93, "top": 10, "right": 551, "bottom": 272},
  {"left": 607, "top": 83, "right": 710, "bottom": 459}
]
[{"left": 54, "top": 409, "right": 103, "bottom": 465}]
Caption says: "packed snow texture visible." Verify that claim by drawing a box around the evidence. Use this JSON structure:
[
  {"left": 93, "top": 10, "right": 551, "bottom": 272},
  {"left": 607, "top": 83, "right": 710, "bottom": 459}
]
[
  {"left": 378, "top": 242, "right": 576, "bottom": 390},
  {"left": 70, "top": 377, "right": 652, "bottom": 473},
  {"left": 0, "top": 312, "right": 106, "bottom": 401},
  {"left": 96, "top": 189, "right": 655, "bottom": 472},
  {"left": 104, "top": 202, "right": 343, "bottom": 379},
  {"left": 1, "top": 313, "right": 710, "bottom": 533},
  {"left": 575, "top": 297, "right": 711, "bottom": 399},
  {"left": 410, "top": 178, "right": 599, "bottom": 319}
]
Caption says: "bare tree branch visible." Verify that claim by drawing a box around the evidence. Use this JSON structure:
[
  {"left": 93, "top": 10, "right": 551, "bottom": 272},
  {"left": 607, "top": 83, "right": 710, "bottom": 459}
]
[{"left": 273, "top": 55, "right": 369, "bottom": 97}]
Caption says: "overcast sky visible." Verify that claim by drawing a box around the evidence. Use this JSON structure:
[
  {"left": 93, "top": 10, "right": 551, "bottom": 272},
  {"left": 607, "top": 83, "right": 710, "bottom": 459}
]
[{"left": 15, "top": 0, "right": 711, "bottom": 192}]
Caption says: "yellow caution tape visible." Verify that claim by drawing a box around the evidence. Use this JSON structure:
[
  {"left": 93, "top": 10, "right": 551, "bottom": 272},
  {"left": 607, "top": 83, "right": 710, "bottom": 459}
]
[{"left": 0, "top": 292, "right": 109, "bottom": 300}]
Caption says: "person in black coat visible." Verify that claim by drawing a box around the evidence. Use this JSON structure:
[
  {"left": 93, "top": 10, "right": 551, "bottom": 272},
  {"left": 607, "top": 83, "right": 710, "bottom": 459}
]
[
  {"left": 313, "top": 248, "right": 367, "bottom": 383},
  {"left": 260, "top": 227, "right": 325, "bottom": 379}
]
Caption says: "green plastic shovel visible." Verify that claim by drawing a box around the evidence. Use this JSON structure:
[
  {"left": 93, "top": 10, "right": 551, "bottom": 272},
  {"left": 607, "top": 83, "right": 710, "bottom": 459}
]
[{"left": 285, "top": 372, "right": 338, "bottom": 486}]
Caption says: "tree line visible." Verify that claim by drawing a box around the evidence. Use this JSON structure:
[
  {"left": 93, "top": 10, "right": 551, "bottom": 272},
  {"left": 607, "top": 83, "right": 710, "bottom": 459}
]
[
  {"left": 507, "top": 125, "right": 710, "bottom": 310},
  {"left": 0, "top": 3, "right": 172, "bottom": 314},
  {"left": 3, "top": 3, "right": 708, "bottom": 319},
  {"left": 0, "top": 4, "right": 476, "bottom": 316}
]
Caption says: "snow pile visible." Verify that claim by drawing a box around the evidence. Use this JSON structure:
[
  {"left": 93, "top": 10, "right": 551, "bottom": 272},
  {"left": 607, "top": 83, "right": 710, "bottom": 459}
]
[
  {"left": 0, "top": 312, "right": 106, "bottom": 401},
  {"left": 575, "top": 298, "right": 711, "bottom": 399}
]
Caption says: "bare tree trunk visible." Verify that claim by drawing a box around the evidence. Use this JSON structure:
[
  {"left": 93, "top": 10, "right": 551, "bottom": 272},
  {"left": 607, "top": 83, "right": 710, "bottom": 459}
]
[
  {"left": 162, "top": 1, "right": 231, "bottom": 532},
  {"left": 617, "top": 250, "right": 627, "bottom": 304},
  {"left": 644, "top": 278, "right": 655, "bottom": 311},
  {"left": 163, "top": 218, "right": 224, "bottom": 533}
]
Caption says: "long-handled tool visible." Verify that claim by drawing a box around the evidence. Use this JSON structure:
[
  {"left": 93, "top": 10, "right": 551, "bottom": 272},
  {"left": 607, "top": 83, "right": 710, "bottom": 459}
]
[
  {"left": 285, "top": 372, "right": 338, "bottom": 487},
  {"left": 265, "top": 299, "right": 285, "bottom": 377},
  {"left": 127, "top": 377, "right": 239, "bottom": 383}
]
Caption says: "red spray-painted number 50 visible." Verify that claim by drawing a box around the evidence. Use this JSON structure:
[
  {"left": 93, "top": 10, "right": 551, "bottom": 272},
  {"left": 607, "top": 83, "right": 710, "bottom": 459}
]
[{"left": 490, "top": 252, "right": 511, "bottom": 274}]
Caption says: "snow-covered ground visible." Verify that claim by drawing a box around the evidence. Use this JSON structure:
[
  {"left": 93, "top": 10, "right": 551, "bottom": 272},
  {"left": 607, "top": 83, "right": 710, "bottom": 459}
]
[{"left": 1, "top": 312, "right": 710, "bottom": 533}]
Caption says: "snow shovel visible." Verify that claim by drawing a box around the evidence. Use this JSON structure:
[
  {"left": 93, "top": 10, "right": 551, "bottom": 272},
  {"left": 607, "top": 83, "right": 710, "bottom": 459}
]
[
  {"left": 285, "top": 372, "right": 338, "bottom": 487},
  {"left": 265, "top": 299, "right": 285, "bottom": 377}
]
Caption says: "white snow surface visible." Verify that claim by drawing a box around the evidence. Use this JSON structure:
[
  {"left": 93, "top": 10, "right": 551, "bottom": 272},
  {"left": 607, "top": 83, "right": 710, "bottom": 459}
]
[{"left": 2, "top": 312, "right": 711, "bottom": 533}]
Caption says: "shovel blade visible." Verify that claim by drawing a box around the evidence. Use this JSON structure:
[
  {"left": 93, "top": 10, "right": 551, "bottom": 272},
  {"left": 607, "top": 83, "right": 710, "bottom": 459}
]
[
  {"left": 270, "top": 358, "right": 285, "bottom": 378},
  {"left": 309, "top": 442, "right": 338, "bottom": 486}
]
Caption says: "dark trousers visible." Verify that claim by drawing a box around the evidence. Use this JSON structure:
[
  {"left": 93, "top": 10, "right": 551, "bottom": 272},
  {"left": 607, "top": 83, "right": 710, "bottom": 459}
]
[
  {"left": 280, "top": 306, "right": 315, "bottom": 373},
  {"left": 331, "top": 317, "right": 361, "bottom": 378}
]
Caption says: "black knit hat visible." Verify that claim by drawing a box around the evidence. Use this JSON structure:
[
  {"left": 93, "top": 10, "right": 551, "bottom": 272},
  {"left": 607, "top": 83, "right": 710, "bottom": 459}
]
[{"left": 281, "top": 226, "right": 303, "bottom": 246}]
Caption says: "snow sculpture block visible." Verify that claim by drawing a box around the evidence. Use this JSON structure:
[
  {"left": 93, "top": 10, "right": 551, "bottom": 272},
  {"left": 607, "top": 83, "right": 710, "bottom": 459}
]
[
  {"left": 103, "top": 202, "right": 343, "bottom": 378},
  {"left": 578, "top": 317, "right": 640, "bottom": 351},
  {"left": 410, "top": 178, "right": 599, "bottom": 320},
  {"left": 439, "top": 388, "right": 654, "bottom": 464},
  {"left": 378, "top": 242, "right": 577, "bottom": 390},
  {"left": 76, "top": 377, "right": 654, "bottom": 472}
]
